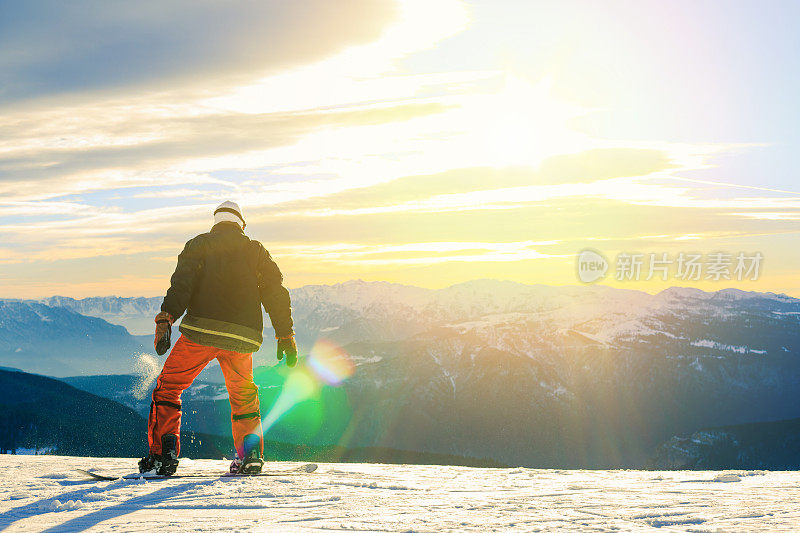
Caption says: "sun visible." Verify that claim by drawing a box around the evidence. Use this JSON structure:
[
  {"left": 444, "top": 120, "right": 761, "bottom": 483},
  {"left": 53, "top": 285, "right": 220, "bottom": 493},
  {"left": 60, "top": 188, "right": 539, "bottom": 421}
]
[{"left": 459, "top": 75, "right": 591, "bottom": 167}]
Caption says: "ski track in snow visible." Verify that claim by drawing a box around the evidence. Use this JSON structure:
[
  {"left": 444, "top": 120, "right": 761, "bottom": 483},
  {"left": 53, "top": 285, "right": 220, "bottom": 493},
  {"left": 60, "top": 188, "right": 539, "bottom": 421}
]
[{"left": 1, "top": 456, "right": 798, "bottom": 532}]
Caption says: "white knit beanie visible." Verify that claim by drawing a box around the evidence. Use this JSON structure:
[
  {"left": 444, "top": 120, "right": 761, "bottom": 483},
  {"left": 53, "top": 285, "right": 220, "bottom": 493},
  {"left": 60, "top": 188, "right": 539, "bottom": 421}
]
[{"left": 213, "top": 201, "right": 245, "bottom": 228}]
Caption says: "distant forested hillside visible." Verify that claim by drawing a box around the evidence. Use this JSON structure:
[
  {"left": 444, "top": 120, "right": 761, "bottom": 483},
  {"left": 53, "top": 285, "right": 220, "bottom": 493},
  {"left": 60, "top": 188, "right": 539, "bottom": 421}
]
[{"left": 1, "top": 369, "right": 502, "bottom": 467}]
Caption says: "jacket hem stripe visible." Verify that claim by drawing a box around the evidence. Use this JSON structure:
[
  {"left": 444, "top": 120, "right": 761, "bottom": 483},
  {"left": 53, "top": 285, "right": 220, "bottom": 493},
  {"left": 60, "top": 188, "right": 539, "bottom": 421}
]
[{"left": 179, "top": 323, "right": 261, "bottom": 349}]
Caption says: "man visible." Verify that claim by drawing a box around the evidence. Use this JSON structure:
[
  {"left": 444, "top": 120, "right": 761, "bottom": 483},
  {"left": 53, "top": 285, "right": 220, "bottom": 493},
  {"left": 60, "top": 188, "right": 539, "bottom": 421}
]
[{"left": 139, "top": 201, "right": 298, "bottom": 476}]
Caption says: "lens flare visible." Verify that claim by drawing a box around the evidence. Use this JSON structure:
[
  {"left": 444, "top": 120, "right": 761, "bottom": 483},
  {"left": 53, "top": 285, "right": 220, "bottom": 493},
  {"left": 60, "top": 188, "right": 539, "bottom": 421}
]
[
  {"left": 306, "top": 339, "right": 355, "bottom": 386},
  {"left": 261, "top": 368, "right": 318, "bottom": 433},
  {"left": 260, "top": 338, "right": 356, "bottom": 437}
]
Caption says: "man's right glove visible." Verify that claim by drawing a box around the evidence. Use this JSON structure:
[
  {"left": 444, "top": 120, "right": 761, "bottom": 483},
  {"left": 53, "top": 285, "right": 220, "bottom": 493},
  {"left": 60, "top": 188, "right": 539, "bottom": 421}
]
[
  {"left": 154, "top": 311, "right": 174, "bottom": 355},
  {"left": 276, "top": 335, "right": 298, "bottom": 367}
]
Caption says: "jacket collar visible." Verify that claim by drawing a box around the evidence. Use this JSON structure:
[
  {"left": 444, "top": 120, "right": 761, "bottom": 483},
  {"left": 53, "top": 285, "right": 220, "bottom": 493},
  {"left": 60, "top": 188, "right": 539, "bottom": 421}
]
[{"left": 211, "top": 221, "right": 244, "bottom": 234}]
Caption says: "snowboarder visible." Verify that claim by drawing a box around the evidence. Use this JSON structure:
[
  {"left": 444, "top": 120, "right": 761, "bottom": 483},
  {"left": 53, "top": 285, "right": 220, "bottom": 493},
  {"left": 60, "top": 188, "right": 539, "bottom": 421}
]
[{"left": 139, "top": 201, "right": 297, "bottom": 476}]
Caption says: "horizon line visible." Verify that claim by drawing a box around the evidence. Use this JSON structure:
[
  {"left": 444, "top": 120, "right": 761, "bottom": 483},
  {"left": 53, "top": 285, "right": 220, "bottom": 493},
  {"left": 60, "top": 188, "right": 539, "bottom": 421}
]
[{"left": 2, "top": 279, "right": 792, "bottom": 301}]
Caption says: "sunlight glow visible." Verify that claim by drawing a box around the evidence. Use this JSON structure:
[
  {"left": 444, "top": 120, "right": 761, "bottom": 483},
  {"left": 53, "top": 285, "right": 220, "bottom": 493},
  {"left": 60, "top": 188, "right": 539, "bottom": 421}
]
[
  {"left": 205, "top": 0, "right": 470, "bottom": 115},
  {"left": 466, "top": 76, "right": 590, "bottom": 167}
]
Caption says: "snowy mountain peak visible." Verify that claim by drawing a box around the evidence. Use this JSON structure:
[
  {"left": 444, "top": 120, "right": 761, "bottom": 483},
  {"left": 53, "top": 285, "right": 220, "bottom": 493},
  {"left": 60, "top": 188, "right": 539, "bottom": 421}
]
[
  {"left": 444, "top": 279, "right": 534, "bottom": 293},
  {"left": 656, "top": 286, "right": 794, "bottom": 303},
  {"left": 657, "top": 286, "right": 709, "bottom": 299}
]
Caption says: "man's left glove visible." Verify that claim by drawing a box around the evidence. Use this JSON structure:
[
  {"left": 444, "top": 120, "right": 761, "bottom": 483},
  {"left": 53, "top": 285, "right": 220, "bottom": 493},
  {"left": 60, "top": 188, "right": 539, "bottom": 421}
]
[
  {"left": 154, "top": 311, "right": 174, "bottom": 355},
  {"left": 276, "top": 335, "right": 298, "bottom": 367}
]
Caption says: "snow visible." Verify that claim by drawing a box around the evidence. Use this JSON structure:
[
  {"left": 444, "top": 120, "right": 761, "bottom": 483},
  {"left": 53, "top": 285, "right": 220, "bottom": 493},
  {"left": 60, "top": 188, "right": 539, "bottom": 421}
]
[
  {"left": 658, "top": 286, "right": 793, "bottom": 303},
  {"left": 690, "top": 339, "right": 765, "bottom": 354},
  {"left": 712, "top": 473, "right": 741, "bottom": 483},
  {"left": 352, "top": 355, "right": 383, "bottom": 365},
  {"left": 131, "top": 353, "right": 160, "bottom": 400},
  {"left": 11, "top": 447, "right": 56, "bottom": 456},
  {"left": 2, "top": 455, "right": 799, "bottom": 532}
]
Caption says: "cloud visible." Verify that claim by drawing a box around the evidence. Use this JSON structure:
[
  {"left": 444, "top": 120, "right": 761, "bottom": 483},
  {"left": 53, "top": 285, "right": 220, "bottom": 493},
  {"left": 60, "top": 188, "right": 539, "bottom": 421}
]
[
  {"left": 539, "top": 148, "right": 674, "bottom": 184},
  {"left": 730, "top": 212, "right": 800, "bottom": 221},
  {"left": 278, "top": 240, "right": 561, "bottom": 265},
  {"left": 0, "top": 0, "right": 396, "bottom": 104},
  {"left": 243, "top": 194, "right": 795, "bottom": 248},
  {"left": 2, "top": 1, "right": 798, "bottom": 297},
  {"left": 268, "top": 148, "right": 676, "bottom": 216},
  {"left": 0, "top": 192, "right": 796, "bottom": 297},
  {"left": 0, "top": 101, "right": 452, "bottom": 201}
]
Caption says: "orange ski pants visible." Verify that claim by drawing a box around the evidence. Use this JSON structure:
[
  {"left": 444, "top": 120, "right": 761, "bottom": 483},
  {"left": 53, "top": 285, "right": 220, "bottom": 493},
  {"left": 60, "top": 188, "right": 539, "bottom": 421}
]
[{"left": 148, "top": 334, "right": 263, "bottom": 458}]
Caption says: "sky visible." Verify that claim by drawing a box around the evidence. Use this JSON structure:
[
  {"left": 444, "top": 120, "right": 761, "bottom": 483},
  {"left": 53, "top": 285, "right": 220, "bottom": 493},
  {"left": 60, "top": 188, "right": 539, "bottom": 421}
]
[{"left": 1, "top": 0, "right": 800, "bottom": 298}]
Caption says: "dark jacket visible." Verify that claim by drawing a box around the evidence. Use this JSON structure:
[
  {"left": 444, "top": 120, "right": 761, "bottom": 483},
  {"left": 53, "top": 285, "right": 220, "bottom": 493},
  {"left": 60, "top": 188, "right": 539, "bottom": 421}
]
[{"left": 161, "top": 222, "right": 294, "bottom": 353}]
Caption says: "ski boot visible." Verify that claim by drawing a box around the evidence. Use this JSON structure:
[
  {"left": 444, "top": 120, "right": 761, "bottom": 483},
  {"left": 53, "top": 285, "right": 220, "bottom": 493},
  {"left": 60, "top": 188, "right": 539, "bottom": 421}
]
[
  {"left": 138, "top": 434, "right": 180, "bottom": 476},
  {"left": 138, "top": 453, "right": 161, "bottom": 474},
  {"left": 229, "top": 433, "right": 264, "bottom": 474},
  {"left": 159, "top": 434, "right": 180, "bottom": 475}
]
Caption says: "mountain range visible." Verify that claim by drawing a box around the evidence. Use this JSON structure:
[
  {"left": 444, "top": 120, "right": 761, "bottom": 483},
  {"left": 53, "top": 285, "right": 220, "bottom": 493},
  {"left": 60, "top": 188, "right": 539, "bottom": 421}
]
[
  {"left": 0, "top": 300, "right": 147, "bottom": 376},
  {"left": 651, "top": 417, "right": 800, "bottom": 470},
  {"left": 0, "top": 369, "right": 502, "bottom": 467},
  {"left": 0, "top": 368, "right": 146, "bottom": 457},
  {"left": 2, "top": 280, "right": 800, "bottom": 468}
]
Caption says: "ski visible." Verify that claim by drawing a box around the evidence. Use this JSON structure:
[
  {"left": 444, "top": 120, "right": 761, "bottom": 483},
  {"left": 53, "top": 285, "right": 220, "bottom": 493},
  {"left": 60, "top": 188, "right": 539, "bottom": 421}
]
[{"left": 77, "top": 462, "right": 317, "bottom": 481}]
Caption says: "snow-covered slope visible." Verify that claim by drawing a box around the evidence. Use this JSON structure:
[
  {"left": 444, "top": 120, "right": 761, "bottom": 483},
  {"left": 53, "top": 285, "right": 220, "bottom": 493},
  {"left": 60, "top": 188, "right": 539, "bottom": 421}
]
[{"left": 1, "top": 455, "right": 798, "bottom": 532}]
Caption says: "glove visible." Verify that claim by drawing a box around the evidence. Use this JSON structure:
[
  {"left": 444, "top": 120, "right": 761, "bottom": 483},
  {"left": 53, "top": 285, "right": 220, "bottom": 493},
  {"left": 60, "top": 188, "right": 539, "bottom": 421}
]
[
  {"left": 154, "top": 312, "right": 174, "bottom": 355},
  {"left": 276, "top": 335, "right": 298, "bottom": 367}
]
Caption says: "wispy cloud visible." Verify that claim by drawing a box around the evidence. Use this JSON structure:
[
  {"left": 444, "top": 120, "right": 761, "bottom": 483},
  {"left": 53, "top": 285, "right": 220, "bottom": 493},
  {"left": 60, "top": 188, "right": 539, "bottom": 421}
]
[{"left": 279, "top": 240, "right": 561, "bottom": 265}]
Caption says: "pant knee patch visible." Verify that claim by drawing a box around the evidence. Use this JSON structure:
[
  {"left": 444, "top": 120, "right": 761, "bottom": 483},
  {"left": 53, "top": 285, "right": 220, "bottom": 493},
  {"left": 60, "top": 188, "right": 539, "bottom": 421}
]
[
  {"left": 153, "top": 400, "right": 182, "bottom": 411},
  {"left": 232, "top": 411, "right": 260, "bottom": 421}
]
